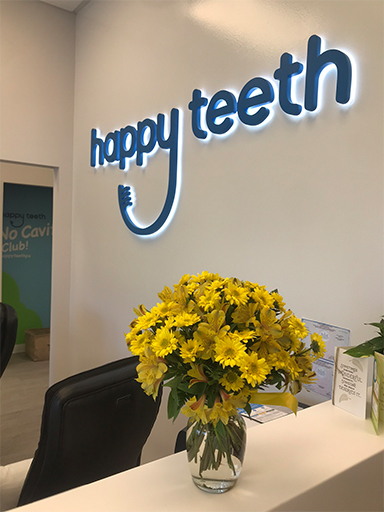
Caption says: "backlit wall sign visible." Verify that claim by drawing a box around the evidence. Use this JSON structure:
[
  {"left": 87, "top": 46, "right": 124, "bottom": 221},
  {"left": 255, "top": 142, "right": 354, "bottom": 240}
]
[{"left": 90, "top": 35, "right": 355, "bottom": 237}]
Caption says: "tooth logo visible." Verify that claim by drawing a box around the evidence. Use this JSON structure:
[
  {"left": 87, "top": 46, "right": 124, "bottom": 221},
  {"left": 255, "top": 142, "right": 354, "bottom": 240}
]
[
  {"left": 91, "top": 108, "right": 181, "bottom": 236},
  {"left": 117, "top": 136, "right": 179, "bottom": 236}
]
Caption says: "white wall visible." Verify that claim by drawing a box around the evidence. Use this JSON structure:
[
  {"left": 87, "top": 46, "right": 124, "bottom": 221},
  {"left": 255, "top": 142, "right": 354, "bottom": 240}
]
[
  {"left": 1, "top": 0, "right": 383, "bottom": 465},
  {"left": 71, "top": 0, "right": 383, "bottom": 461},
  {"left": 0, "top": 1, "right": 75, "bottom": 383}
]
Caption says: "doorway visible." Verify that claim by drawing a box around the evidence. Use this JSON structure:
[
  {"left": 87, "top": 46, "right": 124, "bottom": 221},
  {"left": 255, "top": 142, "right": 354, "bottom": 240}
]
[
  {"left": 1, "top": 161, "right": 54, "bottom": 352},
  {"left": 0, "top": 160, "right": 54, "bottom": 466}
]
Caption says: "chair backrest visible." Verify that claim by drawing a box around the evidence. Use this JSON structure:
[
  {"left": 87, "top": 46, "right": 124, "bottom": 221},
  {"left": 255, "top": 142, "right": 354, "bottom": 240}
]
[
  {"left": 18, "top": 356, "right": 162, "bottom": 506},
  {"left": 0, "top": 303, "right": 18, "bottom": 378}
]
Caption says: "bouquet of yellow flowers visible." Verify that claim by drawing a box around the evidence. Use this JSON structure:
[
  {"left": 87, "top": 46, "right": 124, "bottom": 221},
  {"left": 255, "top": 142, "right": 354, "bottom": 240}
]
[
  {"left": 125, "top": 272, "right": 325, "bottom": 424},
  {"left": 126, "top": 272, "right": 325, "bottom": 488}
]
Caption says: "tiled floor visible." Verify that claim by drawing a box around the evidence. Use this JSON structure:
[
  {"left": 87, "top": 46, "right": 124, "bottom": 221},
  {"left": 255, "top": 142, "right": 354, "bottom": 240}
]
[{"left": 0, "top": 353, "right": 49, "bottom": 466}]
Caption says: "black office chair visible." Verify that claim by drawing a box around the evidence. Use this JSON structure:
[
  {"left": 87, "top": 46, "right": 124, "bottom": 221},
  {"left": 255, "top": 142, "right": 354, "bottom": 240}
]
[
  {"left": 18, "top": 355, "right": 162, "bottom": 506},
  {"left": 0, "top": 303, "right": 18, "bottom": 378},
  {"left": 175, "top": 425, "right": 188, "bottom": 453}
]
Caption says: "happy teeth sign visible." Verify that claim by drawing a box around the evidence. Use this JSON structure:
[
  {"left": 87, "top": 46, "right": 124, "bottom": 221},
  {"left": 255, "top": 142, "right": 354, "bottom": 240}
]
[{"left": 90, "top": 35, "right": 355, "bottom": 237}]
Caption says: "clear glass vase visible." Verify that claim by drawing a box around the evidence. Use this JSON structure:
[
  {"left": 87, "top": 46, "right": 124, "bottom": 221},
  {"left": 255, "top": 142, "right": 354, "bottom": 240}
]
[{"left": 186, "top": 413, "right": 246, "bottom": 493}]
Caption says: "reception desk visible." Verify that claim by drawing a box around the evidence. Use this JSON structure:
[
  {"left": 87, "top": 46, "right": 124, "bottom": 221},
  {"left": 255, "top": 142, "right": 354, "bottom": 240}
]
[{"left": 13, "top": 401, "right": 383, "bottom": 512}]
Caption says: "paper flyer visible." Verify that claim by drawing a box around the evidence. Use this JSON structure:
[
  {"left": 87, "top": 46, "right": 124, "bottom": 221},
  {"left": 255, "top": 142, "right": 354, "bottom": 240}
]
[
  {"left": 302, "top": 320, "right": 350, "bottom": 398},
  {"left": 238, "top": 403, "right": 288, "bottom": 424},
  {"left": 332, "top": 346, "right": 370, "bottom": 418}
]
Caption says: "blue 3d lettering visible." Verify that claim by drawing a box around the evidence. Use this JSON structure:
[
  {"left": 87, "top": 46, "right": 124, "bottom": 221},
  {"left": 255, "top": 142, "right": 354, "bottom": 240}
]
[{"left": 90, "top": 35, "right": 355, "bottom": 236}]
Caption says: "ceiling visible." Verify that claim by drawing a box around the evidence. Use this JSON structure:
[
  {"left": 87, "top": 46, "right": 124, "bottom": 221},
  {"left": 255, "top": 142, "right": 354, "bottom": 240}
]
[{"left": 39, "top": 0, "right": 91, "bottom": 13}]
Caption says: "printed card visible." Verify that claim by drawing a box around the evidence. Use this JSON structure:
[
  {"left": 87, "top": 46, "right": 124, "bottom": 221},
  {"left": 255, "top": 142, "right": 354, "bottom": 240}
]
[{"left": 332, "top": 346, "right": 371, "bottom": 418}]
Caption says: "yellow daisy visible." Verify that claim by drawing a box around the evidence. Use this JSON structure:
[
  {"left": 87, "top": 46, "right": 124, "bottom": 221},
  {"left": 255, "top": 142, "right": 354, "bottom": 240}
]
[
  {"left": 252, "top": 287, "right": 274, "bottom": 309},
  {"left": 151, "top": 327, "right": 178, "bottom": 357},
  {"left": 178, "top": 274, "right": 191, "bottom": 286},
  {"left": 197, "top": 290, "right": 222, "bottom": 312},
  {"left": 151, "top": 301, "right": 179, "bottom": 318},
  {"left": 214, "top": 333, "right": 247, "bottom": 367},
  {"left": 270, "top": 291, "right": 286, "bottom": 312},
  {"left": 173, "top": 311, "right": 201, "bottom": 327},
  {"left": 288, "top": 315, "right": 309, "bottom": 341},
  {"left": 224, "top": 280, "right": 249, "bottom": 306},
  {"left": 240, "top": 352, "right": 270, "bottom": 387},
  {"left": 310, "top": 333, "right": 326, "bottom": 358},
  {"left": 194, "top": 271, "right": 220, "bottom": 283},
  {"left": 179, "top": 338, "right": 204, "bottom": 363},
  {"left": 219, "top": 370, "right": 244, "bottom": 392},
  {"left": 134, "top": 310, "right": 160, "bottom": 331},
  {"left": 129, "top": 331, "right": 153, "bottom": 357}
]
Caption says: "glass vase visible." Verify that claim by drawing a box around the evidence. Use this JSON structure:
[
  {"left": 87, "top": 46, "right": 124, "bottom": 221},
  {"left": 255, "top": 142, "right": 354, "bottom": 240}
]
[{"left": 186, "top": 413, "right": 246, "bottom": 493}]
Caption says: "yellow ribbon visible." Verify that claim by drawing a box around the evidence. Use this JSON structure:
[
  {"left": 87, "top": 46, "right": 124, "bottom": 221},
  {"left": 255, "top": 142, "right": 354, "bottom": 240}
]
[{"left": 248, "top": 391, "right": 298, "bottom": 415}]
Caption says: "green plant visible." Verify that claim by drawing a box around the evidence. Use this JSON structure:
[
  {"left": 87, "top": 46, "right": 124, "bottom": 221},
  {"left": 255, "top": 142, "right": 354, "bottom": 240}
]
[{"left": 344, "top": 317, "right": 384, "bottom": 357}]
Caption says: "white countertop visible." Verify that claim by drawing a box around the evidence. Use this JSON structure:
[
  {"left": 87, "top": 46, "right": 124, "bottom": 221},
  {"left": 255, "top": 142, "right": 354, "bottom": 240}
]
[{"left": 13, "top": 401, "right": 384, "bottom": 512}]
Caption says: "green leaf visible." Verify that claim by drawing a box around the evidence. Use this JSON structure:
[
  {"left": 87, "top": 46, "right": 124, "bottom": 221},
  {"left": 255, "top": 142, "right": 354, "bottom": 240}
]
[
  {"left": 244, "top": 402, "right": 252, "bottom": 416},
  {"left": 164, "top": 353, "right": 180, "bottom": 365},
  {"left": 225, "top": 304, "right": 236, "bottom": 325},
  {"left": 164, "top": 374, "right": 182, "bottom": 391},
  {"left": 267, "top": 370, "right": 285, "bottom": 387},
  {"left": 208, "top": 365, "right": 225, "bottom": 381},
  {"left": 167, "top": 387, "right": 181, "bottom": 421},
  {"left": 215, "top": 419, "right": 226, "bottom": 438},
  {"left": 365, "top": 320, "right": 384, "bottom": 335},
  {"left": 186, "top": 422, "right": 205, "bottom": 463},
  {"left": 344, "top": 336, "right": 384, "bottom": 358},
  {"left": 178, "top": 381, "right": 206, "bottom": 396},
  {"left": 167, "top": 389, "right": 177, "bottom": 419},
  {"left": 226, "top": 421, "right": 245, "bottom": 451},
  {"left": 205, "top": 385, "right": 219, "bottom": 408}
]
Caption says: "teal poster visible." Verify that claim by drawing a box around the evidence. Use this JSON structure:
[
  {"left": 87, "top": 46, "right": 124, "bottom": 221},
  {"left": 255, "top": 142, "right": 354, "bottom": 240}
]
[{"left": 2, "top": 183, "right": 53, "bottom": 344}]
